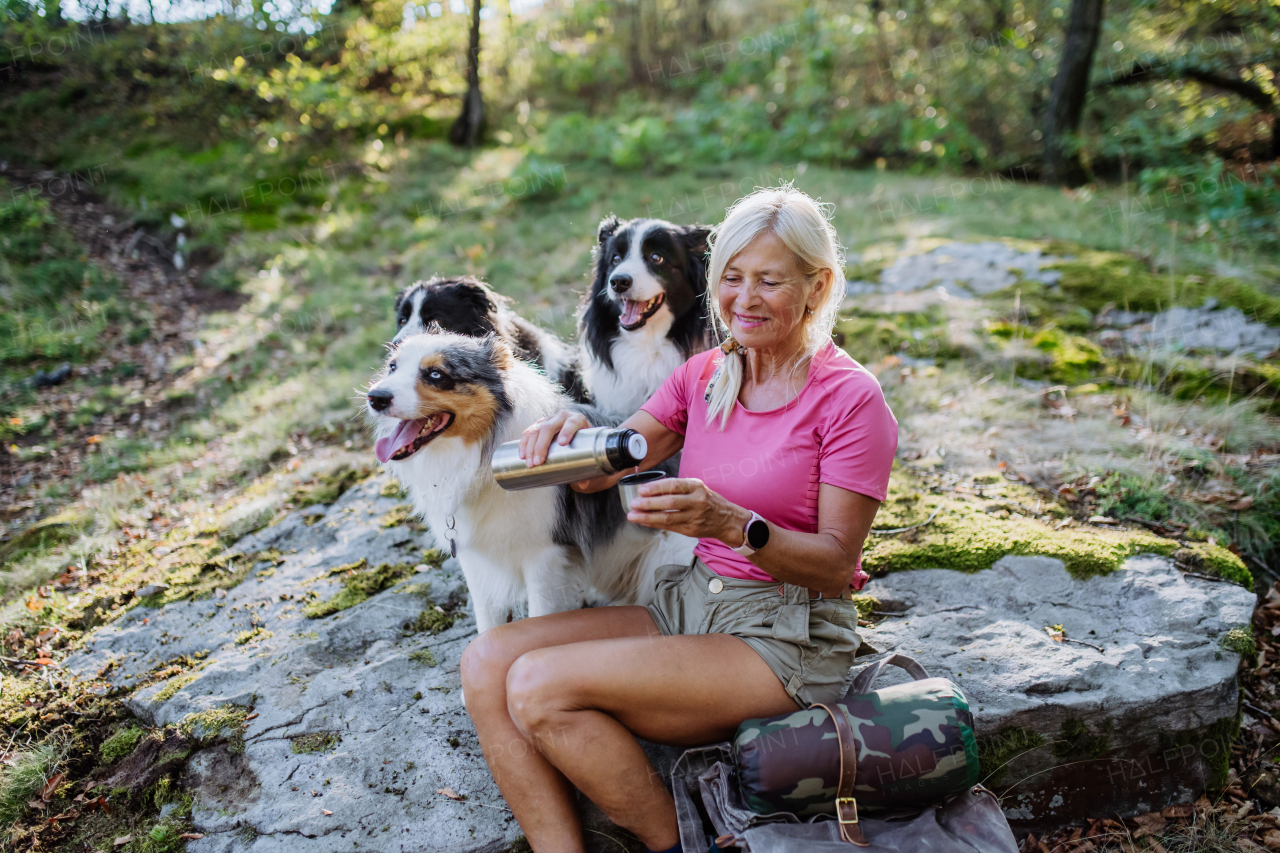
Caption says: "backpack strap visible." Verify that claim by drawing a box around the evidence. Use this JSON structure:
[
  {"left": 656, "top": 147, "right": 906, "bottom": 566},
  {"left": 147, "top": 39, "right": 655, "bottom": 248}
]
[
  {"left": 845, "top": 654, "right": 931, "bottom": 700},
  {"left": 811, "top": 702, "right": 870, "bottom": 847}
]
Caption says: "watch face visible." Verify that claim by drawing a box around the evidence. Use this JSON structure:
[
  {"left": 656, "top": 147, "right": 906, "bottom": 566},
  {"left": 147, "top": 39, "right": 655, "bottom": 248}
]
[{"left": 746, "top": 518, "right": 769, "bottom": 550}]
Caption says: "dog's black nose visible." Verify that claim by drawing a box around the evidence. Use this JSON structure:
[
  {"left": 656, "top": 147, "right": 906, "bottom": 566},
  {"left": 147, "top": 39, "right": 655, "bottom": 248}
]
[
  {"left": 367, "top": 388, "right": 393, "bottom": 412},
  {"left": 610, "top": 274, "right": 632, "bottom": 293}
]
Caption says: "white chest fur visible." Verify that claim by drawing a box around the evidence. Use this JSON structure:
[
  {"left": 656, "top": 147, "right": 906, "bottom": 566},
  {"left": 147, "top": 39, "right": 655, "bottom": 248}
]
[{"left": 583, "top": 310, "right": 686, "bottom": 417}]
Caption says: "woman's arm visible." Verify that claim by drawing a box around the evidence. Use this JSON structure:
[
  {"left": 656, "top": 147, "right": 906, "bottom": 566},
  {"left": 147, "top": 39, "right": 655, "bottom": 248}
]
[
  {"left": 516, "top": 409, "right": 684, "bottom": 494},
  {"left": 626, "top": 480, "right": 881, "bottom": 597}
]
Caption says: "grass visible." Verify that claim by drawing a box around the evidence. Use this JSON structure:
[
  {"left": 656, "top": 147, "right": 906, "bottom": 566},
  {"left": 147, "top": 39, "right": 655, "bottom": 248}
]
[{"left": 0, "top": 736, "right": 69, "bottom": 828}]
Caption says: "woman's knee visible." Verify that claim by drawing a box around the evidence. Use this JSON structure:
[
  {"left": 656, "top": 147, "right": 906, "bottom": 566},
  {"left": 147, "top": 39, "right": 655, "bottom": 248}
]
[
  {"left": 459, "top": 628, "right": 514, "bottom": 701},
  {"left": 505, "top": 649, "right": 570, "bottom": 740}
]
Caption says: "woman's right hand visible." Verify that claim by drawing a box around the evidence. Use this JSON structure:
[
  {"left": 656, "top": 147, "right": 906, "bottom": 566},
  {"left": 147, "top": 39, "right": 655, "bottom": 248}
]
[{"left": 518, "top": 409, "right": 591, "bottom": 468}]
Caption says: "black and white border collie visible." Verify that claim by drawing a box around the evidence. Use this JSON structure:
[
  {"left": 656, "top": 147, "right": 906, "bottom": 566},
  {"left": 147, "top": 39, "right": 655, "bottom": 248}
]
[
  {"left": 579, "top": 217, "right": 716, "bottom": 417},
  {"left": 394, "top": 276, "right": 589, "bottom": 404},
  {"left": 366, "top": 332, "right": 682, "bottom": 633}
]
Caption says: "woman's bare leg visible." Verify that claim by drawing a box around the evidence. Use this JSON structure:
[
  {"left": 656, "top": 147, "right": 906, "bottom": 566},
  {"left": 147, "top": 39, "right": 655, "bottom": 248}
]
[
  {"left": 459, "top": 606, "right": 662, "bottom": 853},
  {"left": 505, "top": 632, "right": 799, "bottom": 850}
]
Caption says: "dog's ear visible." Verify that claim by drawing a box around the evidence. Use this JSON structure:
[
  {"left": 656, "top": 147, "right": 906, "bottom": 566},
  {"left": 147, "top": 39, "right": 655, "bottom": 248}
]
[
  {"left": 683, "top": 226, "right": 712, "bottom": 294},
  {"left": 425, "top": 320, "right": 445, "bottom": 335},
  {"left": 683, "top": 225, "right": 712, "bottom": 256},
  {"left": 470, "top": 278, "right": 511, "bottom": 312},
  {"left": 597, "top": 214, "right": 621, "bottom": 244},
  {"left": 484, "top": 333, "right": 515, "bottom": 370}
]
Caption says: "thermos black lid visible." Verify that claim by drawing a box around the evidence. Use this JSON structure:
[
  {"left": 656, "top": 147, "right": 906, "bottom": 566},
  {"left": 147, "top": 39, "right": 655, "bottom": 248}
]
[{"left": 604, "top": 429, "right": 647, "bottom": 471}]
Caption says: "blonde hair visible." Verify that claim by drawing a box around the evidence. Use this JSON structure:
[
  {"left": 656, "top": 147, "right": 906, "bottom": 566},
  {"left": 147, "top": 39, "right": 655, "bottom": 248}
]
[{"left": 704, "top": 186, "right": 846, "bottom": 429}]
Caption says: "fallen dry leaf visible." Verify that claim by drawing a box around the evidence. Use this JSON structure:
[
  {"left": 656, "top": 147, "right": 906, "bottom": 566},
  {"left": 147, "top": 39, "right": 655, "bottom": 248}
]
[
  {"left": 179, "top": 833, "right": 205, "bottom": 840},
  {"left": 437, "top": 787, "right": 462, "bottom": 800},
  {"left": 114, "top": 835, "right": 133, "bottom": 846},
  {"left": 322, "top": 808, "right": 333, "bottom": 816},
  {"left": 1162, "top": 803, "right": 1194, "bottom": 819},
  {"left": 244, "top": 712, "right": 259, "bottom": 721},
  {"left": 1131, "top": 811, "right": 1167, "bottom": 837},
  {"left": 40, "top": 772, "right": 65, "bottom": 801}
]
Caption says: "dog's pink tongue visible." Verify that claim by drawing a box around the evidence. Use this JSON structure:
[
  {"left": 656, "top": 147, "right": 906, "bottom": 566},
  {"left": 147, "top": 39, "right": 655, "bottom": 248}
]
[
  {"left": 619, "top": 299, "right": 644, "bottom": 326},
  {"left": 375, "top": 418, "right": 426, "bottom": 463}
]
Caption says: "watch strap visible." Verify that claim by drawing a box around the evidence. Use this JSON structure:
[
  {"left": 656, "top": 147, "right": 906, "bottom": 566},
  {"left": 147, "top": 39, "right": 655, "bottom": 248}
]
[{"left": 732, "top": 511, "right": 765, "bottom": 556}]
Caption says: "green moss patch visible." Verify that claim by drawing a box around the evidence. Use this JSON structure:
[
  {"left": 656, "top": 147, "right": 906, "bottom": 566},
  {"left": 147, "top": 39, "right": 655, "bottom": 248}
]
[
  {"left": 1220, "top": 626, "right": 1258, "bottom": 665},
  {"left": 100, "top": 726, "right": 148, "bottom": 764},
  {"left": 976, "top": 726, "right": 1046, "bottom": 787},
  {"left": 864, "top": 495, "right": 1177, "bottom": 579},
  {"left": 1049, "top": 251, "right": 1280, "bottom": 325},
  {"left": 413, "top": 600, "right": 462, "bottom": 635},
  {"left": 150, "top": 673, "right": 198, "bottom": 703},
  {"left": 177, "top": 706, "right": 250, "bottom": 754},
  {"left": 408, "top": 649, "right": 438, "bottom": 666},
  {"left": 379, "top": 504, "right": 425, "bottom": 530},
  {"left": 1052, "top": 717, "right": 1113, "bottom": 761},
  {"left": 291, "top": 464, "right": 374, "bottom": 507},
  {"left": 1173, "top": 543, "right": 1252, "bottom": 586},
  {"left": 303, "top": 561, "right": 415, "bottom": 618},
  {"left": 290, "top": 732, "right": 341, "bottom": 754}
]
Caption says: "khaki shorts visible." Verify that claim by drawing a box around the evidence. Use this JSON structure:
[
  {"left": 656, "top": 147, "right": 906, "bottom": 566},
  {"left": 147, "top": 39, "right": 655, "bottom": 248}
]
[{"left": 645, "top": 558, "right": 863, "bottom": 708}]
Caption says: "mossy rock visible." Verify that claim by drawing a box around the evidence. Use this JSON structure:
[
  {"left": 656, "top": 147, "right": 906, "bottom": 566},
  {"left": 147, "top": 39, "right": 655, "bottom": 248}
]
[
  {"left": 304, "top": 561, "right": 416, "bottom": 618},
  {"left": 292, "top": 464, "right": 374, "bottom": 507},
  {"left": 290, "top": 731, "right": 341, "bottom": 754},
  {"left": 1049, "top": 251, "right": 1280, "bottom": 325},
  {"left": 1172, "top": 543, "right": 1252, "bottom": 587},
  {"left": 864, "top": 498, "right": 1178, "bottom": 579}
]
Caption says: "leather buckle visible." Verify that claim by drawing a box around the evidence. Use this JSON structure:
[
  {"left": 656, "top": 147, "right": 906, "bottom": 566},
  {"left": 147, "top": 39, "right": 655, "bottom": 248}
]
[{"left": 836, "top": 797, "right": 859, "bottom": 824}]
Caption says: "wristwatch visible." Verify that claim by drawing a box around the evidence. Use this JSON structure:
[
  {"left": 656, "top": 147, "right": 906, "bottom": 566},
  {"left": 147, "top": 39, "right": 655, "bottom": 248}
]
[{"left": 732, "top": 511, "right": 770, "bottom": 556}]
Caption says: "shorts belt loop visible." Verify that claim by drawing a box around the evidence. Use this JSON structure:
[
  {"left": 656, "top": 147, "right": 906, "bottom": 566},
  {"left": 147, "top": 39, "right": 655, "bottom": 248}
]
[{"left": 785, "top": 673, "right": 803, "bottom": 698}]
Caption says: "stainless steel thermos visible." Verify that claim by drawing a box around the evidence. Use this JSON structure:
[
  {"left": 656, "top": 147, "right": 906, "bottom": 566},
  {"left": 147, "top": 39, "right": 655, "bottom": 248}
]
[{"left": 491, "top": 427, "right": 648, "bottom": 491}]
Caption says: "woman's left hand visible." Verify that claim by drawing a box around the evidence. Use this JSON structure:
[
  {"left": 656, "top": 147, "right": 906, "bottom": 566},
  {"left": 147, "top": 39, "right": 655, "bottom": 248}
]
[{"left": 627, "top": 477, "right": 749, "bottom": 544}]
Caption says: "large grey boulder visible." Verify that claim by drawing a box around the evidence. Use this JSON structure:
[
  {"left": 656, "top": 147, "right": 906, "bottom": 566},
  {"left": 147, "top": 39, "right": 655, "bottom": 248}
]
[
  {"left": 62, "top": 475, "right": 1254, "bottom": 848},
  {"left": 64, "top": 475, "right": 534, "bottom": 853},
  {"left": 858, "top": 554, "right": 1255, "bottom": 832}
]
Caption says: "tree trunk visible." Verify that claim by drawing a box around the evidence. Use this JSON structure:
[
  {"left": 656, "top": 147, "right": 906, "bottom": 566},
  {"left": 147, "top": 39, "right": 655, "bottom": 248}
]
[
  {"left": 696, "top": 0, "right": 712, "bottom": 44},
  {"left": 449, "top": 0, "right": 485, "bottom": 148},
  {"left": 1042, "top": 0, "right": 1106, "bottom": 185},
  {"left": 628, "top": 0, "right": 643, "bottom": 84}
]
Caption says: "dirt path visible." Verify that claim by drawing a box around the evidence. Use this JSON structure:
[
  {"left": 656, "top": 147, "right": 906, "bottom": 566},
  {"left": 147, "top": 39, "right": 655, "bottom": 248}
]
[{"left": 0, "top": 164, "right": 245, "bottom": 531}]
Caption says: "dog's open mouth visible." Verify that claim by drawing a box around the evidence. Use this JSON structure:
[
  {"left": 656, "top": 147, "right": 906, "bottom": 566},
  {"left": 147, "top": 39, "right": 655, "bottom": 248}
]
[
  {"left": 374, "top": 412, "right": 454, "bottom": 463},
  {"left": 618, "top": 293, "right": 665, "bottom": 330}
]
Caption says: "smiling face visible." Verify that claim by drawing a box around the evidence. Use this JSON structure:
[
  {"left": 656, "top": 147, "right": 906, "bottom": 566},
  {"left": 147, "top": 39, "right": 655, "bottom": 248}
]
[
  {"left": 716, "top": 229, "right": 831, "bottom": 353},
  {"left": 594, "top": 218, "right": 709, "bottom": 332},
  {"left": 366, "top": 334, "right": 512, "bottom": 463}
]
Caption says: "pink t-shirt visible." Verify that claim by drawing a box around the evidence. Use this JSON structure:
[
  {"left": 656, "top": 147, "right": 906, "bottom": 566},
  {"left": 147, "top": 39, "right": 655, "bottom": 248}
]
[{"left": 640, "top": 340, "right": 898, "bottom": 583}]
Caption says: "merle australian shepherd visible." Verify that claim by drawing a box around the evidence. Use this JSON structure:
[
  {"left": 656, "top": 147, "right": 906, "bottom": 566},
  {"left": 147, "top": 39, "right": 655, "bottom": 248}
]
[
  {"left": 366, "top": 332, "right": 682, "bottom": 633},
  {"left": 579, "top": 217, "right": 716, "bottom": 417},
  {"left": 394, "top": 276, "right": 589, "bottom": 404}
]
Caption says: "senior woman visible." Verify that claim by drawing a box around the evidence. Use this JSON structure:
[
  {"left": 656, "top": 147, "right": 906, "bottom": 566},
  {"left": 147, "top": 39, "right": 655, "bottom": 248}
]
[{"left": 459, "top": 186, "right": 898, "bottom": 853}]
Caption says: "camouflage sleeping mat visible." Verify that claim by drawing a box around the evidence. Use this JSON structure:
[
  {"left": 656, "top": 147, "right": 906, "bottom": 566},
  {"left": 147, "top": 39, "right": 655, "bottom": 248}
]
[{"left": 733, "top": 654, "right": 981, "bottom": 816}]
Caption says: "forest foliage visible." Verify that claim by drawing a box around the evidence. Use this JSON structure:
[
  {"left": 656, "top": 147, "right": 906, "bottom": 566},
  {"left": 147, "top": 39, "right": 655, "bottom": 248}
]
[{"left": 0, "top": 0, "right": 1276, "bottom": 255}]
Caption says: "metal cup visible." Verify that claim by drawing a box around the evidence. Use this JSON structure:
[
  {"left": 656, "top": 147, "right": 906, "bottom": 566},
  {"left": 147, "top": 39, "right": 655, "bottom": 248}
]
[{"left": 618, "top": 471, "right": 668, "bottom": 515}]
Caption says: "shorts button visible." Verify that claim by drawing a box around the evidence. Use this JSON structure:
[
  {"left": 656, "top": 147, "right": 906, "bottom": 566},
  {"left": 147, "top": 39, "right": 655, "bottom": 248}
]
[{"left": 708, "top": 578, "right": 724, "bottom": 594}]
